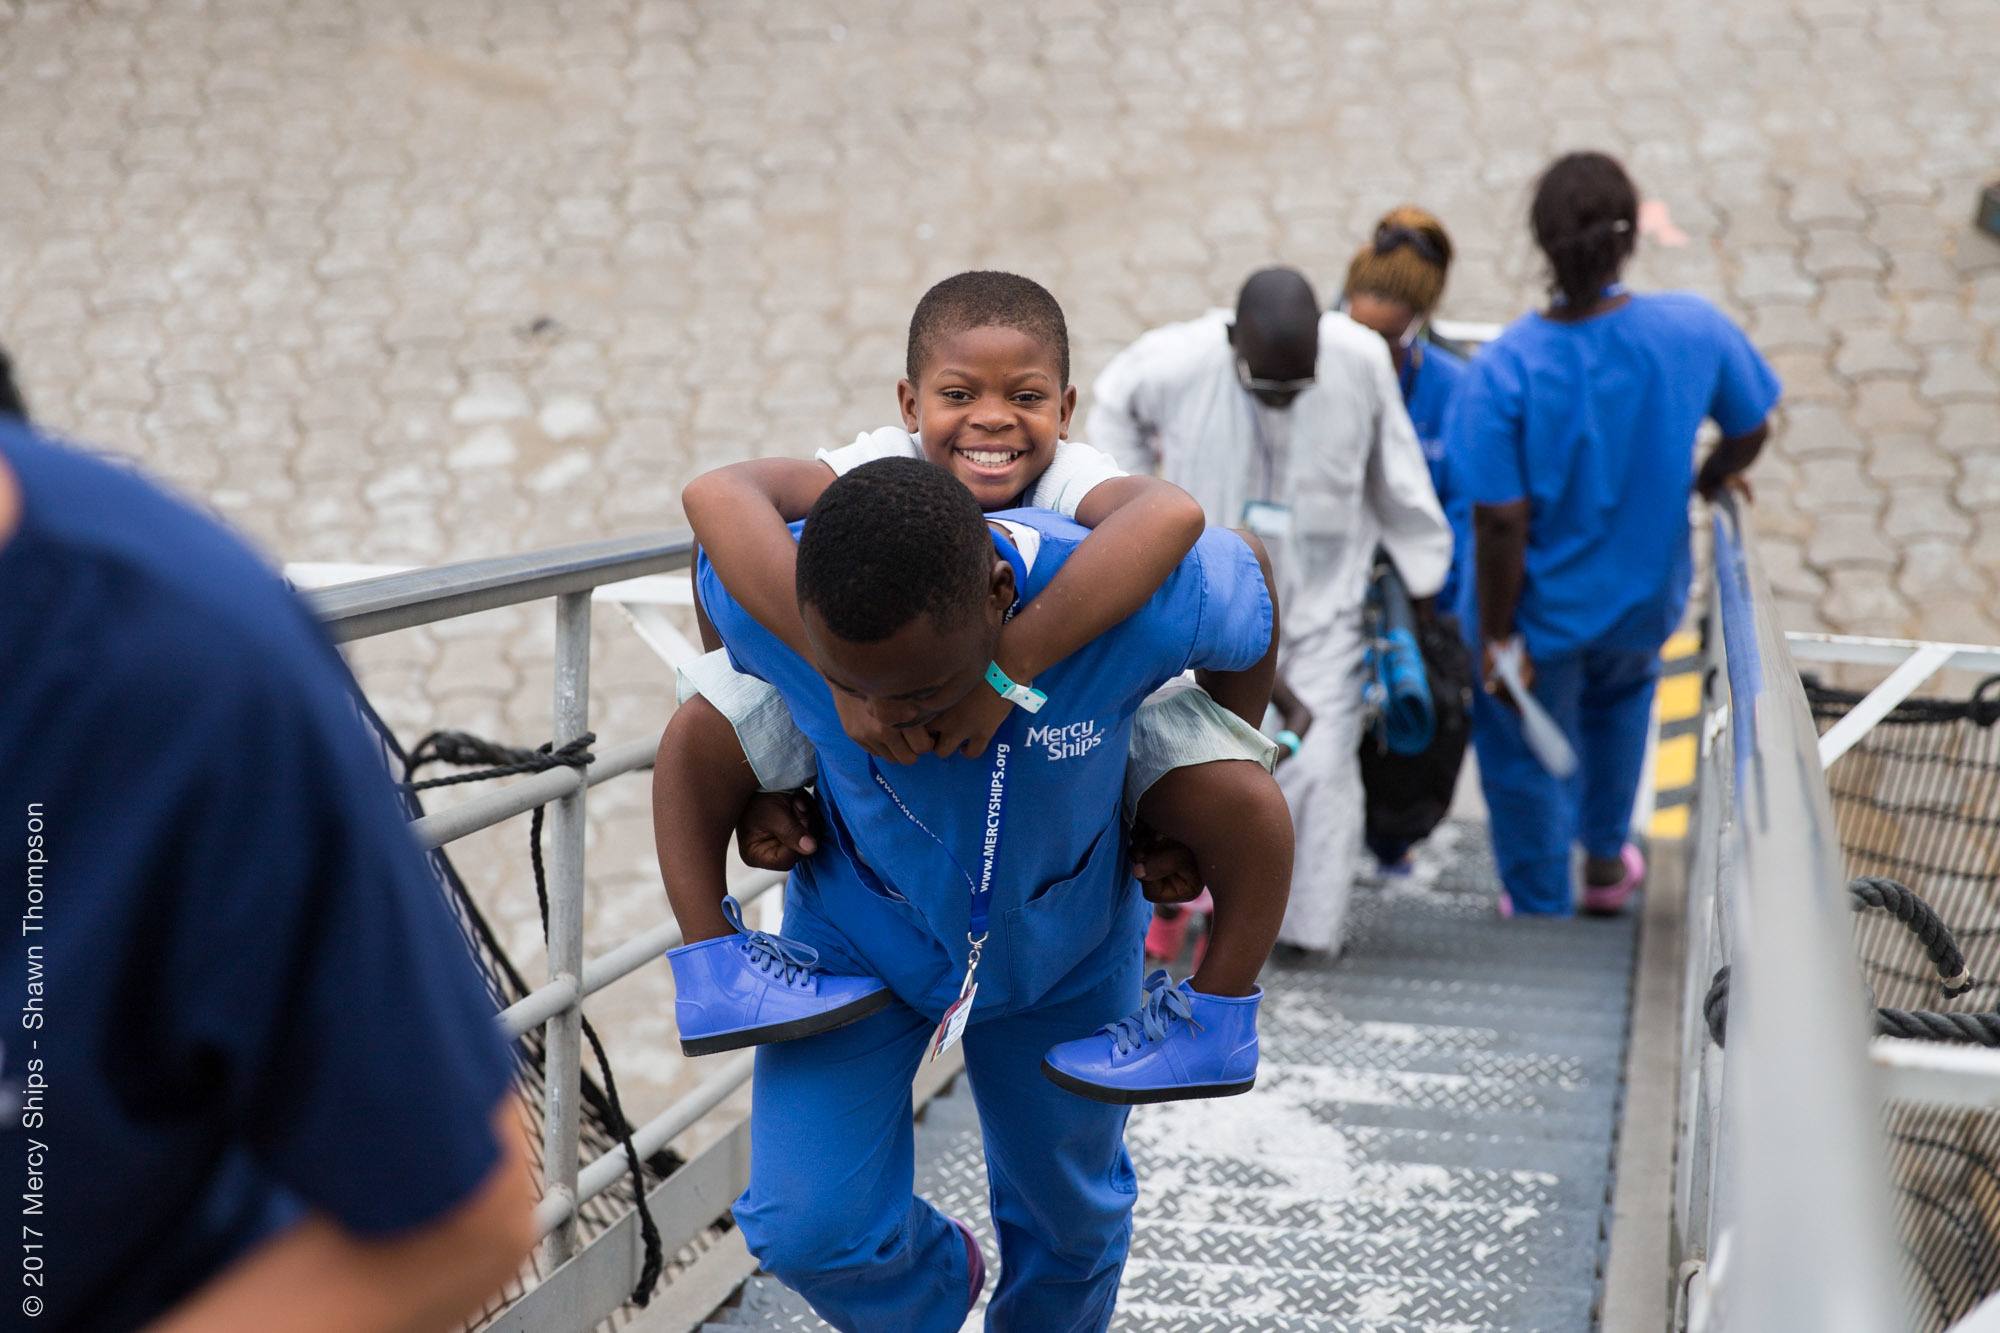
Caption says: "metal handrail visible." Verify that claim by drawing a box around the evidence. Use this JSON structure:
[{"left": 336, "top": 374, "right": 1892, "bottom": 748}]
[
  {"left": 312, "top": 531, "right": 693, "bottom": 643},
  {"left": 1678, "top": 498, "right": 1904, "bottom": 1330}
]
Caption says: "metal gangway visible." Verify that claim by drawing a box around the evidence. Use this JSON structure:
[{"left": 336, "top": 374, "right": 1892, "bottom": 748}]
[{"left": 306, "top": 495, "right": 2000, "bottom": 1332}]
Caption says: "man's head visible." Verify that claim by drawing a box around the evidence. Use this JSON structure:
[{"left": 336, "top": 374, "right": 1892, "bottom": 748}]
[
  {"left": 1229, "top": 267, "right": 1320, "bottom": 409},
  {"left": 795, "top": 457, "right": 1015, "bottom": 734},
  {"left": 899, "top": 271, "right": 1077, "bottom": 510}
]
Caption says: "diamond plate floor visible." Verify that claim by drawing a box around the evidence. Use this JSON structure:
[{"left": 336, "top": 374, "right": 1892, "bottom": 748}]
[{"left": 699, "top": 821, "right": 1639, "bottom": 1331}]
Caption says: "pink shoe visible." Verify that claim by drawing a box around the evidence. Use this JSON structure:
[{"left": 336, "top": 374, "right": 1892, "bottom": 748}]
[
  {"left": 1582, "top": 844, "right": 1645, "bottom": 916},
  {"left": 1145, "top": 908, "right": 1189, "bottom": 962},
  {"left": 949, "top": 1215, "right": 986, "bottom": 1314},
  {"left": 1497, "top": 891, "right": 1515, "bottom": 920}
]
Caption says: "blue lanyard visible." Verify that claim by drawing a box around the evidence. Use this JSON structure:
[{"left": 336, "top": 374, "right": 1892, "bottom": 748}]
[{"left": 867, "top": 716, "right": 1017, "bottom": 948}]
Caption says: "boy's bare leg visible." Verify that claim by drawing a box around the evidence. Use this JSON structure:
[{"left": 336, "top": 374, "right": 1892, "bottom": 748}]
[
  {"left": 1134, "top": 759, "right": 1293, "bottom": 997},
  {"left": 652, "top": 695, "right": 761, "bottom": 943}
]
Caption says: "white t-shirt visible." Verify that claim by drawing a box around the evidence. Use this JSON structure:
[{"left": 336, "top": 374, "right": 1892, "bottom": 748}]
[{"left": 815, "top": 427, "right": 1126, "bottom": 521}]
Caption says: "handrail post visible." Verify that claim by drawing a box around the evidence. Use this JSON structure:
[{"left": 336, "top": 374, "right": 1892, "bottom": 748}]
[{"left": 541, "top": 590, "right": 591, "bottom": 1270}]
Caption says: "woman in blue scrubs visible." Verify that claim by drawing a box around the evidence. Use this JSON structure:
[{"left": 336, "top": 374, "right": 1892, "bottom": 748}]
[
  {"left": 1449, "top": 151, "right": 1780, "bottom": 917},
  {"left": 1344, "top": 206, "right": 1472, "bottom": 873}
]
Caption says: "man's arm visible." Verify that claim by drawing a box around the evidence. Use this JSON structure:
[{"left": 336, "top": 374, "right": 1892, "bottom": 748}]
[
  {"left": 681, "top": 458, "right": 835, "bottom": 660},
  {"left": 149, "top": 1103, "right": 536, "bottom": 1333},
  {"left": 1084, "top": 345, "right": 1162, "bottom": 476}
]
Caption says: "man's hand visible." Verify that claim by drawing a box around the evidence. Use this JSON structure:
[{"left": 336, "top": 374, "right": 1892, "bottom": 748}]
[
  {"left": 831, "top": 690, "right": 934, "bottom": 765},
  {"left": 1481, "top": 638, "right": 1536, "bottom": 705},
  {"left": 1130, "top": 822, "right": 1204, "bottom": 904},
  {"left": 925, "top": 681, "right": 1014, "bottom": 758},
  {"left": 736, "top": 790, "right": 821, "bottom": 872}
]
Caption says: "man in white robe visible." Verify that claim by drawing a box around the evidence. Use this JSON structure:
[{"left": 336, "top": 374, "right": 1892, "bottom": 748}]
[{"left": 1087, "top": 267, "right": 1451, "bottom": 955}]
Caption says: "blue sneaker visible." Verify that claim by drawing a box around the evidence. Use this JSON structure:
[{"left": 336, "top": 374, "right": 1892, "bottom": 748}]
[
  {"left": 667, "top": 898, "right": 893, "bottom": 1056},
  {"left": 1040, "top": 969, "right": 1260, "bottom": 1104}
]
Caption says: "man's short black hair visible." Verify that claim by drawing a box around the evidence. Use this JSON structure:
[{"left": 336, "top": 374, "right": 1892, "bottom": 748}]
[
  {"left": 906, "top": 270, "right": 1071, "bottom": 387},
  {"left": 796, "top": 457, "right": 994, "bottom": 643}
]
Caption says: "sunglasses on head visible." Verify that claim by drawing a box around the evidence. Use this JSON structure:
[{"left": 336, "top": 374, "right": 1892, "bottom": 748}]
[
  {"left": 1235, "top": 356, "right": 1315, "bottom": 396},
  {"left": 1373, "top": 223, "right": 1447, "bottom": 268}
]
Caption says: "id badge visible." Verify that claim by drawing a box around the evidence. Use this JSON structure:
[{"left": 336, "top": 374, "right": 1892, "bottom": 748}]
[
  {"left": 929, "top": 963, "right": 978, "bottom": 1062},
  {"left": 1241, "top": 499, "right": 1294, "bottom": 542}
]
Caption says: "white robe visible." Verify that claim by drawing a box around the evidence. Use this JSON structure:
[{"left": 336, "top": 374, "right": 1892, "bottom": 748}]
[{"left": 1087, "top": 309, "right": 1451, "bottom": 954}]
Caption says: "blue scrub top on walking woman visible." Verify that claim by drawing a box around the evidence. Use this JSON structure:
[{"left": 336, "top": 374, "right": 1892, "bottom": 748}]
[
  {"left": 1449, "top": 291, "right": 1779, "bottom": 915},
  {"left": 1401, "top": 338, "right": 1470, "bottom": 607},
  {"left": 698, "top": 511, "right": 1272, "bottom": 1333}
]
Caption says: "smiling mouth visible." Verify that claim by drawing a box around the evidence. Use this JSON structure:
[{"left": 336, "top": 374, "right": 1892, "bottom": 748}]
[{"left": 953, "top": 446, "right": 1025, "bottom": 474}]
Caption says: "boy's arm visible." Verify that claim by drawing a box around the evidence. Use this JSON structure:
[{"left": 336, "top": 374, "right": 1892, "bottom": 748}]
[
  {"left": 1194, "top": 529, "right": 1281, "bottom": 728},
  {"left": 681, "top": 458, "right": 835, "bottom": 660},
  {"left": 927, "top": 475, "right": 1206, "bottom": 757}
]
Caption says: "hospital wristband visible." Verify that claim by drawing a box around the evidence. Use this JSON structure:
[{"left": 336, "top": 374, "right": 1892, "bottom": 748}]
[{"left": 984, "top": 661, "right": 1047, "bottom": 714}]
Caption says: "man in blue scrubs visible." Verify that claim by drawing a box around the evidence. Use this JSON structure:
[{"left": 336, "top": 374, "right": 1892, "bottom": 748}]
[
  {"left": 658, "top": 458, "right": 1275, "bottom": 1331},
  {"left": 0, "top": 420, "right": 535, "bottom": 1331},
  {"left": 1451, "top": 151, "right": 1780, "bottom": 917}
]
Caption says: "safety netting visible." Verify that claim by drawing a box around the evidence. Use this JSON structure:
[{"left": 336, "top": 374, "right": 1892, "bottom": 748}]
[
  {"left": 355, "top": 698, "right": 682, "bottom": 1330},
  {"left": 1809, "top": 673, "right": 2000, "bottom": 1330}
]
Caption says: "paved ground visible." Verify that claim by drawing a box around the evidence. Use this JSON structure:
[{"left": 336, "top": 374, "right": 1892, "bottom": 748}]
[{"left": 4, "top": 0, "right": 1997, "bottom": 1114}]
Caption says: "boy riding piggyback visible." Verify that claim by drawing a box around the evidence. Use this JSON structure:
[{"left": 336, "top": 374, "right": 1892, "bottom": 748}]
[{"left": 659, "top": 272, "right": 1294, "bottom": 1102}]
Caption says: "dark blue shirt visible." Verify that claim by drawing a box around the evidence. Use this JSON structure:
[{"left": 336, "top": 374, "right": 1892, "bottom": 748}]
[
  {"left": 701, "top": 513, "right": 1273, "bottom": 1019},
  {"left": 0, "top": 427, "right": 516, "bottom": 1331},
  {"left": 1449, "top": 292, "right": 1781, "bottom": 656}
]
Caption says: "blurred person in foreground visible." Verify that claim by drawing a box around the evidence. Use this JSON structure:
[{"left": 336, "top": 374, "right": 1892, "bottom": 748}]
[
  {"left": 1449, "top": 150, "right": 1779, "bottom": 917},
  {"left": 1088, "top": 266, "right": 1451, "bottom": 958},
  {"left": 0, "top": 395, "right": 536, "bottom": 1331}
]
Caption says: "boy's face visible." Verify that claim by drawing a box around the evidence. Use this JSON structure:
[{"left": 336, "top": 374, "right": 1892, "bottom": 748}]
[
  {"left": 801, "top": 558, "right": 1015, "bottom": 736},
  {"left": 898, "top": 325, "right": 1077, "bottom": 511}
]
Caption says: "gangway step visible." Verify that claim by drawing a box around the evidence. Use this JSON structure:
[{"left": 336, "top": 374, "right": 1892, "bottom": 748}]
[{"left": 694, "top": 822, "right": 1635, "bottom": 1330}]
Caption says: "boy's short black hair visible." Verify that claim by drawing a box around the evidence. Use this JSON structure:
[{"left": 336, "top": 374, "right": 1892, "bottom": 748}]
[
  {"left": 796, "top": 457, "right": 994, "bottom": 643},
  {"left": 906, "top": 271, "right": 1070, "bottom": 387}
]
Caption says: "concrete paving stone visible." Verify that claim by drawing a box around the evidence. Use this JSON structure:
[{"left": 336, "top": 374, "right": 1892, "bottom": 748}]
[
  {"left": 1820, "top": 566, "right": 1914, "bottom": 635},
  {"left": 1832, "top": 327, "right": 1920, "bottom": 379},
  {"left": 1792, "top": 453, "right": 1880, "bottom": 511},
  {"left": 1863, "top": 434, "right": 1956, "bottom": 485},
  {"left": 1764, "top": 348, "right": 1849, "bottom": 403},
  {"left": 1937, "top": 403, "right": 2000, "bottom": 458},
  {"left": 1805, "top": 509, "right": 1899, "bottom": 570},
  {"left": 1850, "top": 379, "right": 1940, "bottom": 434},
  {"left": 1784, "top": 177, "right": 1870, "bottom": 227},
  {"left": 1899, "top": 539, "right": 1993, "bottom": 603},
  {"left": 1814, "top": 275, "right": 1897, "bottom": 326},
  {"left": 1802, "top": 227, "right": 1886, "bottom": 278},
  {"left": 1881, "top": 484, "right": 1972, "bottom": 542},
  {"left": 1746, "top": 301, "right": 1833, "bottom": 352},
  {"left": 1900, "top": 298, "right": 1978, "bottom": 348},
  {"left": 1919, "top": 349, "right": 2000, "bottom": 404}
]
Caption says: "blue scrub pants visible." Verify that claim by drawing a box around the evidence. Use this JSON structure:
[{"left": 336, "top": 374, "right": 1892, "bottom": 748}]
[
  {"left": 733, "top": 963, "right": 1139, "bottom": 1332},
  {"left": 1471, "top": 645, "right": 1659, "bottom": 915}
]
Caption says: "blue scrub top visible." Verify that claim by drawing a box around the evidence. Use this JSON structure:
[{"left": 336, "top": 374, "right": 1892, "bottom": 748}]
[
  {"left": 0, "top": 427, "right": 516, "bottom": 1332},
  {"left": 1400, "top": 339, "right": 1469, "bottom": 607},
  {"left": 1448, "top": 292, "right": 1781, "bottom": 657},
  {"left": 700, "top": 512, "right": 1273, "bottom": 1020}
]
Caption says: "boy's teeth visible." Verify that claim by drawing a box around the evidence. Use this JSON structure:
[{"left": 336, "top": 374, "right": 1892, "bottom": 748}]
[{"left": 965, "top": 450, "right": 1016, "bottom": 466}]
